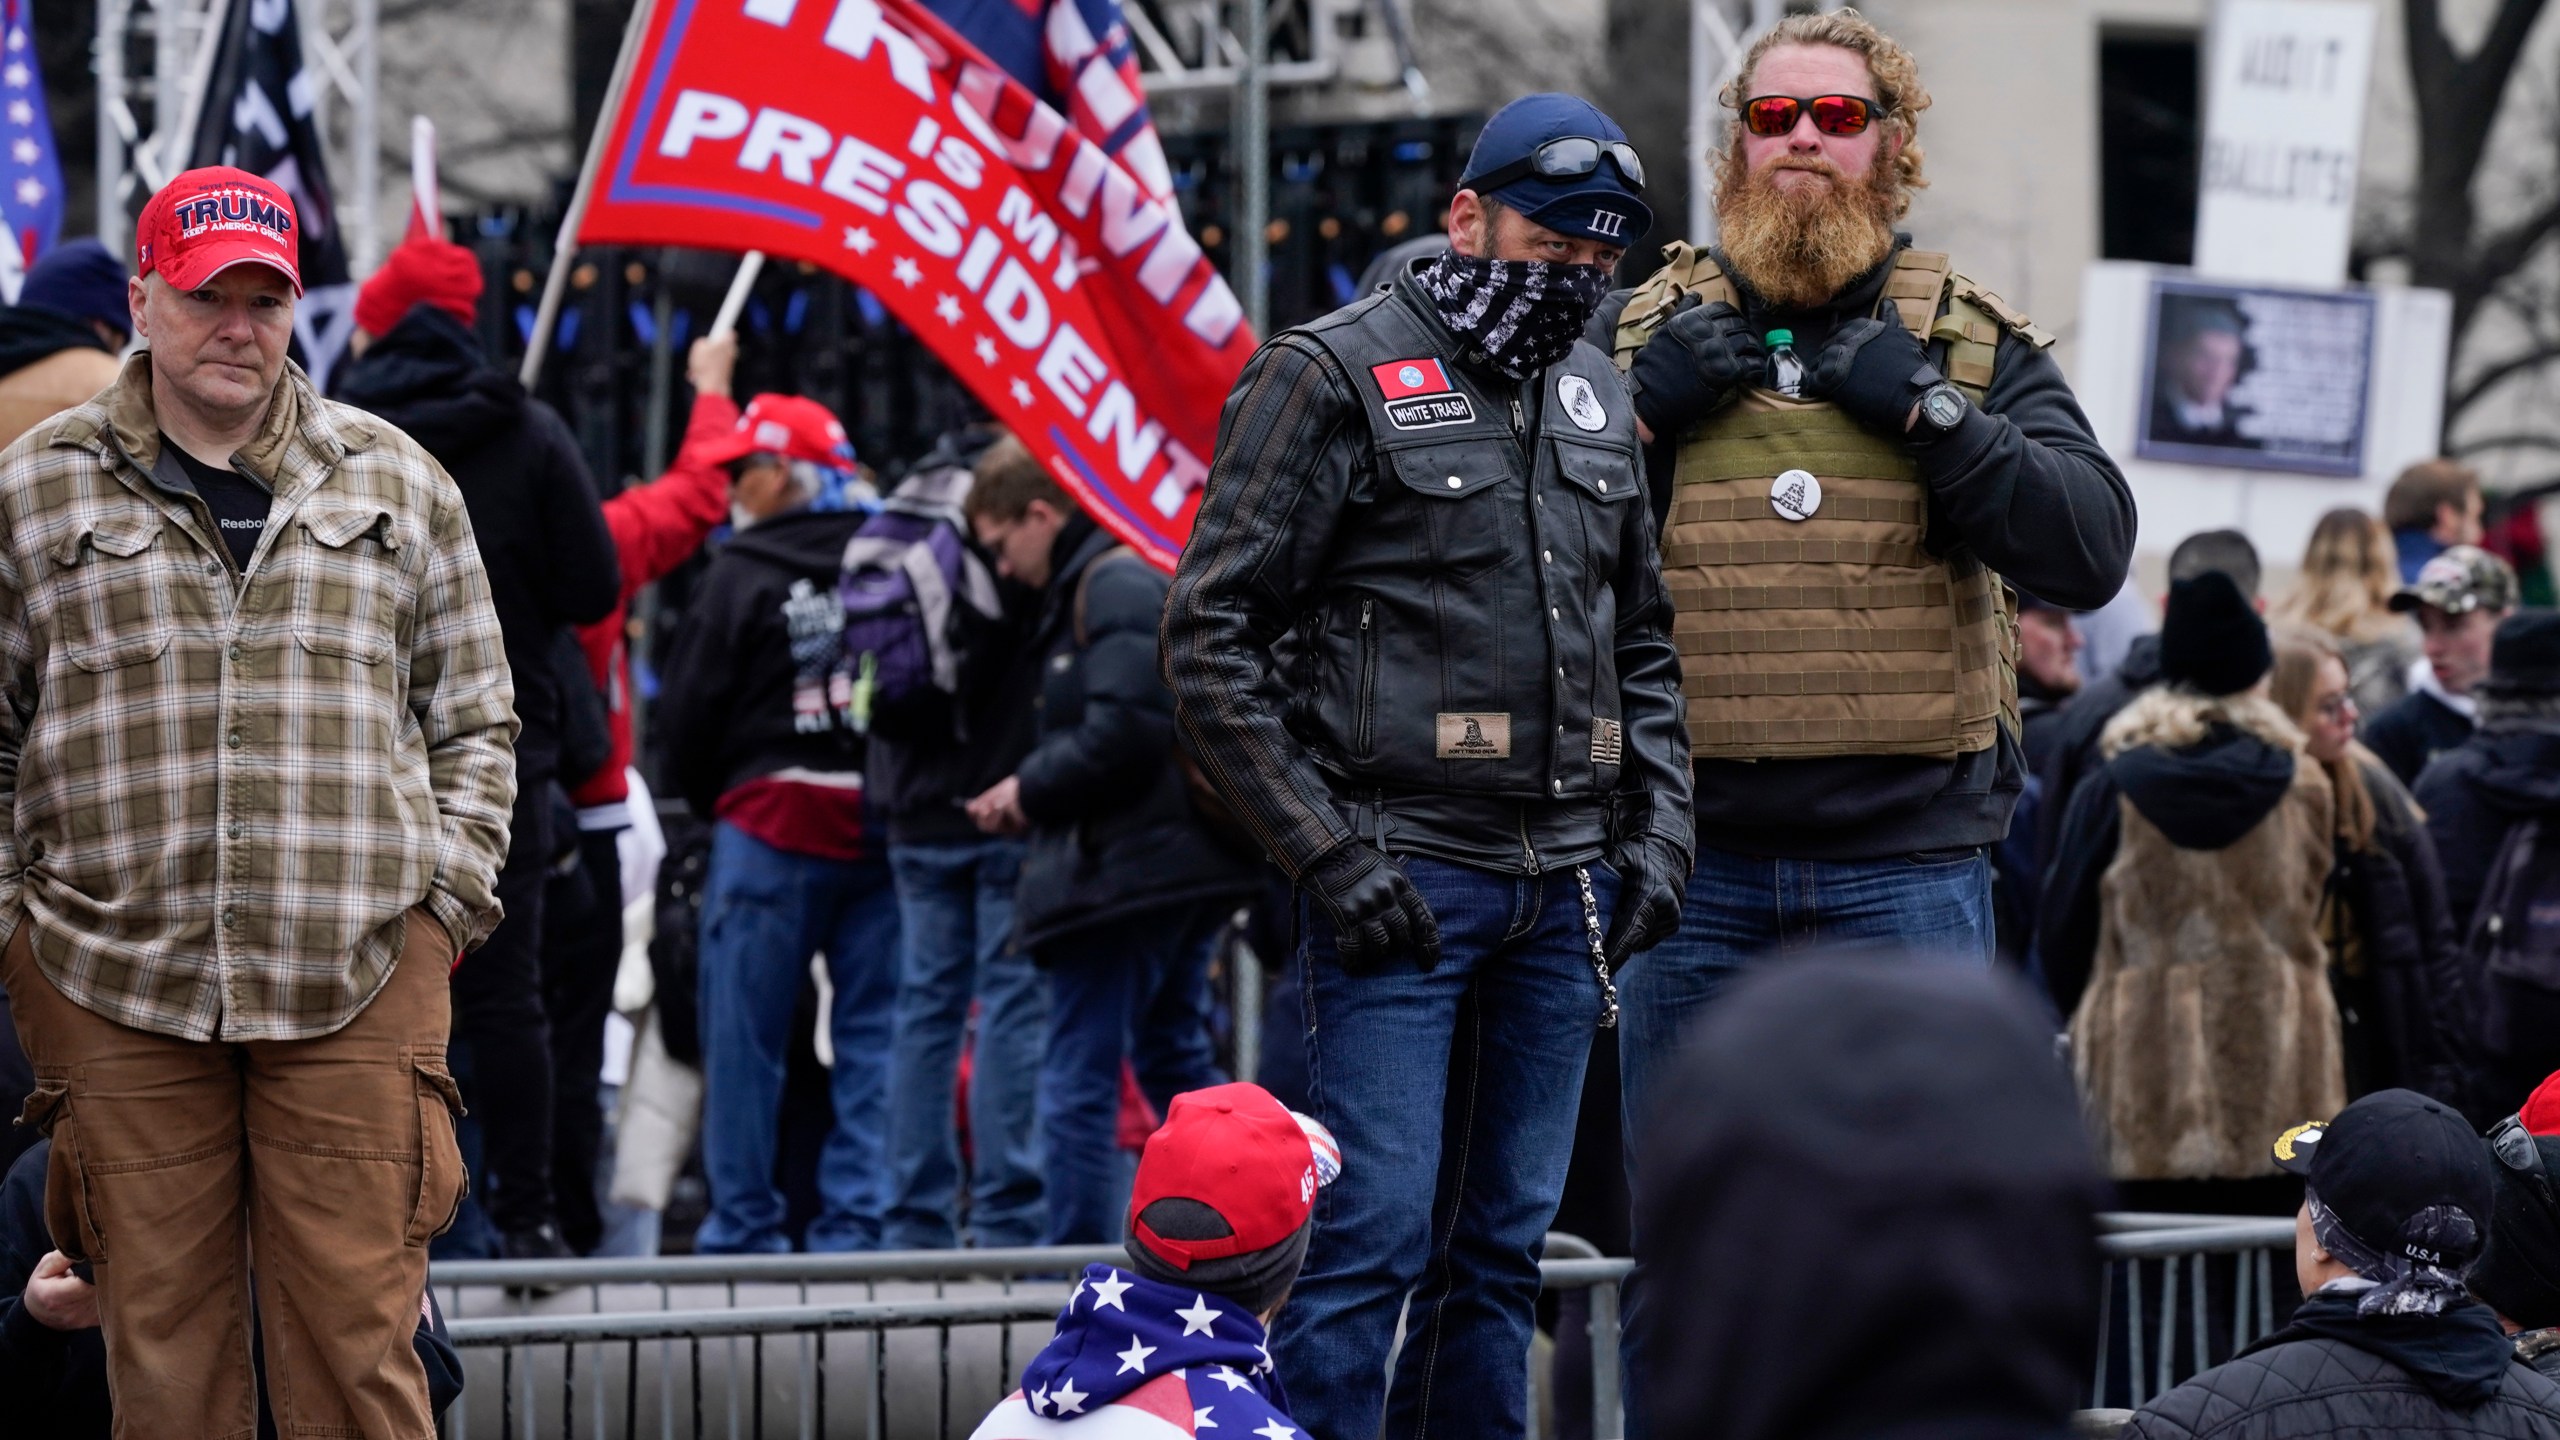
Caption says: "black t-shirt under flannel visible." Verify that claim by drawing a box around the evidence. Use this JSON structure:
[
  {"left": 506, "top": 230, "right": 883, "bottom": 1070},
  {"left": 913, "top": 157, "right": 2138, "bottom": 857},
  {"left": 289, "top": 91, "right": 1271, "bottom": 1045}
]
[{"left": 169, "top": 444, "right": 273, "bottom": 570}]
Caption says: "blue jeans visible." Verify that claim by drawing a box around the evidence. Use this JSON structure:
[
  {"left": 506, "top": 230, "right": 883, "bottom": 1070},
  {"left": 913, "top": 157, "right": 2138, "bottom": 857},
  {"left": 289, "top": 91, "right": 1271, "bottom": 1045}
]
[
  {"left": 1615, "top": 841, "right": 1991, "bottom": 1436},
  {"left": 881, "top": 837, "right": 1047, "bottom": 1249},
  {"left": 694, "top": 822, "right": 903, "bottom": 1254},
  {"left": 1272, "top": 856, "right": 1617, "bottom": 1440},
  {"left": 1035, "top": 903, "right": 1228, "bottom": 1245}
]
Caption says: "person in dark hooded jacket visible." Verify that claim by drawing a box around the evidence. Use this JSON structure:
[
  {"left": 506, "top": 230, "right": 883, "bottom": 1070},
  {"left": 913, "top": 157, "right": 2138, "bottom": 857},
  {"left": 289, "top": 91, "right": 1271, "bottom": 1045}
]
[
  {"left": 333, "top": 235, "right": 620, "bottom": 1261},
  {"left": 2417, "top": 611, "right": 2560, "bottom": 1107},
  {"left": 2041, "top": 571, "right": 2340, "bottom": 1215},
  {"left": 652, "top": 393, "right": 902, "bottom": 1254},
  {"left": 2125, "top": 1090, "right": 2560, "bottom": 1440},
  {"left": 1631, "top": 956, "right": 2108, "bottom": 1440},
  {"left": 2472, "top": 1071, "right": 2560, "bottom": 1385}
]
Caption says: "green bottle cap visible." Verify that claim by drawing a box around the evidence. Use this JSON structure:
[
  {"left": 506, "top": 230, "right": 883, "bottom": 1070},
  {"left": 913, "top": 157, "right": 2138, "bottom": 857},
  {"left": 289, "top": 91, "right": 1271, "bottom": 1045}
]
[{"left": 1766, "top": 328, "right": 1795, "bottom": 345}]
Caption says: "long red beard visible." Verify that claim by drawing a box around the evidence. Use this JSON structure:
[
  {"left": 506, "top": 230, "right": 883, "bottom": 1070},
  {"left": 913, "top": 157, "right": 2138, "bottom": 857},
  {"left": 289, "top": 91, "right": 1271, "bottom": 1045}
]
[{"left": 1712, "top": 147, "right": 1902, "bottom": 309}]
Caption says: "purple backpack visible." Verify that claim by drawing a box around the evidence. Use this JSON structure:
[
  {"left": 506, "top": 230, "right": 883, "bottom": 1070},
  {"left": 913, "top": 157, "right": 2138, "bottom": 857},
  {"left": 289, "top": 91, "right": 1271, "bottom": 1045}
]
[{"left": 835, "top": 464, "right": 1003, "bottom": 735}]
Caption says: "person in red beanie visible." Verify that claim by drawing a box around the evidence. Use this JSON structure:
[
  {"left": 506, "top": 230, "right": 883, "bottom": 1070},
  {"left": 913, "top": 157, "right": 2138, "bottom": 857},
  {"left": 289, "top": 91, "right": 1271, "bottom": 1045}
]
[
  {"left": 970, "top": 1082, "right": 1337, "bottom": 1438},
  {"left": 349, "top": 236, "right": 486, "bottom": 350},
  {"left": 339, "top": 231, "right": 620, "bottom": 1263}
]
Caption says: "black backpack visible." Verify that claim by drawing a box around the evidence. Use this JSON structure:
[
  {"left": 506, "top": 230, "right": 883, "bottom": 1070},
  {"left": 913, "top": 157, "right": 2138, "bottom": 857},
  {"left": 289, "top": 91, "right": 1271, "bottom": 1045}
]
[{"left": 2465, "top": 813, "right": 2560, "bottom": 1086}]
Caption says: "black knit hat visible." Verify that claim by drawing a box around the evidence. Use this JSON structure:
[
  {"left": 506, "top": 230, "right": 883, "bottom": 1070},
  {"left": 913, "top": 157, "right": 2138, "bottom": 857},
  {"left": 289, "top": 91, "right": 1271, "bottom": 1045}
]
[
  {"left": 2478, "top": 611, "right": 2560, "bottom": 700},
  {"left": 2158, "top": 570, "right": 2272, "bottom": 697}
]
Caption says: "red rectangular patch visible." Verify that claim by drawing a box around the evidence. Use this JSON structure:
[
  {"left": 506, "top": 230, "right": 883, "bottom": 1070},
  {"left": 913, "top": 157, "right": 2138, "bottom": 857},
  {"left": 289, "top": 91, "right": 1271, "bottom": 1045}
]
[{"left": 1370, "top": 357, "right": 1453, "bottom": 399}]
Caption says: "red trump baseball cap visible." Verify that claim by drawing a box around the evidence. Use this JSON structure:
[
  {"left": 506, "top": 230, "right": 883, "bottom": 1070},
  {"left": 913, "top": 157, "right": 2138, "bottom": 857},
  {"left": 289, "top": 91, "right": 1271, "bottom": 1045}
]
[
  {"left": 695, "top": 393, "right": 855, "bottom": 469},
  {"left": 135, "top": 166, "right": 303, "bottom": 295},
  {"left": 1128, "top": 1082, "right": 1338, "bottom": 1268}
]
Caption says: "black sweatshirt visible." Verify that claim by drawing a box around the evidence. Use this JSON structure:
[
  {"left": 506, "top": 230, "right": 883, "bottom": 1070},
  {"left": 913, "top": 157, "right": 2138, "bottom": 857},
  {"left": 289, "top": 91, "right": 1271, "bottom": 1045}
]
[
  {"left": 1592, "top": 241, "right": 2136, "bottom": 861},
  {"left": 336, "top": 306, "right": 620, "bottom": 783}
]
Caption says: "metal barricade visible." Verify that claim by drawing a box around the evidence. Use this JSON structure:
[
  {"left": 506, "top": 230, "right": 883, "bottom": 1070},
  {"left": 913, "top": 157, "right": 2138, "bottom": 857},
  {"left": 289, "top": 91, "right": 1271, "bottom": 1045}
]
[
  {"left": 434, "top": 1235, "right": 1632, "bottom": 1440},
  {"left": 432, "top": 1218, "right": 2288, "bottom": 1439},
  {"left": 2092, "top": 1216, "right": 2298, "bottom": 1410}
]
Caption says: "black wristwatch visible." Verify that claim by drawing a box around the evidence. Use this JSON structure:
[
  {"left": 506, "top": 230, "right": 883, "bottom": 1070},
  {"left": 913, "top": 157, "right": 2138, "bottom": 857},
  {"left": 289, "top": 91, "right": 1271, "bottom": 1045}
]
[{"left": 1916, "top": 381, "right": 1969, "bottom": 435}]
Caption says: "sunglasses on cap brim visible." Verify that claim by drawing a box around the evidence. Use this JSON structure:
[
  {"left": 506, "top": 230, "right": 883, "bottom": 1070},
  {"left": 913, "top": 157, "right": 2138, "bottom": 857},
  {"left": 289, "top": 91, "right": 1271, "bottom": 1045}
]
[
  {"left": 1739, "top": 94, "right": 1892, "bottom": 138},
  {"left": 1462, "top": 135, "right": 1646, "bottom": 196},
  {"left": 2492, "top": 1113, "right": 2557, "bottom": 1209}
]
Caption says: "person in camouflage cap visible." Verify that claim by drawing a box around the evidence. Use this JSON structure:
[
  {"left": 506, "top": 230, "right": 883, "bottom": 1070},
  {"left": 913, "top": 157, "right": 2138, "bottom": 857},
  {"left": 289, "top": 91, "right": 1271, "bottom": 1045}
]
[{"left": 2363, "top": 545, "right": 2519, "bottom": 786}]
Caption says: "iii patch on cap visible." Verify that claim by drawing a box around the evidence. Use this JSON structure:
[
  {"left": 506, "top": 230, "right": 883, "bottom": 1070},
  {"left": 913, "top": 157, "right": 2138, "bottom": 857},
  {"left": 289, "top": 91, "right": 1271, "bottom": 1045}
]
[{"left": 135, "top": 166, "right": 303, "bottom": 296}]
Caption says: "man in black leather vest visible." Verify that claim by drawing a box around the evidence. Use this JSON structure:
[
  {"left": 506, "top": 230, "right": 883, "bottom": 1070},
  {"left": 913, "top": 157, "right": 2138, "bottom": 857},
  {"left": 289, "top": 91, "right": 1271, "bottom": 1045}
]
[{"left": 1163, "top": 95, "right": 1692, "bottom": 1440}]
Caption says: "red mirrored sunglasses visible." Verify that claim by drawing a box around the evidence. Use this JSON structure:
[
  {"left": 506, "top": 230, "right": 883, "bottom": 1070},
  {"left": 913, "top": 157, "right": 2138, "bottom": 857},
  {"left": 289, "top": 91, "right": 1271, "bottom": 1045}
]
[{"left": 1740, "top": 94, "right": 1889, "bottom": 138}]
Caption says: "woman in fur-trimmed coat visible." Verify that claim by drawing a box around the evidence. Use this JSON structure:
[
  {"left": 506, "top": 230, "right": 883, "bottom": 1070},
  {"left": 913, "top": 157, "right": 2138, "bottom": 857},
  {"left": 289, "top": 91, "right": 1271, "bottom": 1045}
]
[{"left": 2039, "top": 575, "right": 2345, "bottom": 1214}]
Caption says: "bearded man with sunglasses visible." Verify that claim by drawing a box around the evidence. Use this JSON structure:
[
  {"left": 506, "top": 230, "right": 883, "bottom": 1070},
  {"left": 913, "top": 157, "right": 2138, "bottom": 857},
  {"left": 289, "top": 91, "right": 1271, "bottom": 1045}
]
[
  {"left": 1163, "top": 93, "right": 1691, "bottom": 1440},
  {"left": 1597, "top": 5, "right": 2134, "bottom": 1167}
]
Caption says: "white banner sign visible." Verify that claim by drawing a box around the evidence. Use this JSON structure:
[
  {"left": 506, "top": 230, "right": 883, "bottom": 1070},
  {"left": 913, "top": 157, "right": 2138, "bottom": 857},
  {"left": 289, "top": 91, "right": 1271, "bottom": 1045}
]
[{"left": 2192, "top": 0, "right": 2376, "bottom": 287}]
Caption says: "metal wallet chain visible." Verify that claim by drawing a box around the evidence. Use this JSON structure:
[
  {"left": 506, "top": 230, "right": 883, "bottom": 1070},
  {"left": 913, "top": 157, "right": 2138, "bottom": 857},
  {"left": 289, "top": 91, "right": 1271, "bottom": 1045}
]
[{"left": 1574, "top": 864, "right": 1619, "bottom": 1029}]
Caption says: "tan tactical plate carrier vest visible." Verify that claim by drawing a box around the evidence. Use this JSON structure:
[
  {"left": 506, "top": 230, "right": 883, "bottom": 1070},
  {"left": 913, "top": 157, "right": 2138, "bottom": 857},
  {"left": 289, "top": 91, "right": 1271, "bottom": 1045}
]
[{"left": 1611, "top": 244, "right": 2052, "bottom": 760}]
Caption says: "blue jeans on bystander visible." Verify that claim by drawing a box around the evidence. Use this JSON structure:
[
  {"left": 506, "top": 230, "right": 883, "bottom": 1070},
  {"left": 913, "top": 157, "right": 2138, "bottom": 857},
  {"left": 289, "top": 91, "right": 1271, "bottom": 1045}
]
[
  {"left": 881, "top": 837, "right": 1047, "bottom": 1249},
  {"left": 1272, "top": 855, "right": 1617, "bottom": 1440},
  {"left": 1035, "top": 902, "right": 1228, "bottom": 1245},
  {"left": 1614, "top": 841, "right": 1993, "bottom": 1437},
  {"left": 694, "top": 822, "right": 903, "bottom": 1254}
]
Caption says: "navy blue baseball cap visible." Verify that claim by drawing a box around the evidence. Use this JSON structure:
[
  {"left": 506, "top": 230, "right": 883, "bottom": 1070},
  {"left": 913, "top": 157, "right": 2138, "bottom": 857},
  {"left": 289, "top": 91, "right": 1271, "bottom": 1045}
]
[{"left": 1460, "top": 94, "right": 1652, "bottom": 246}]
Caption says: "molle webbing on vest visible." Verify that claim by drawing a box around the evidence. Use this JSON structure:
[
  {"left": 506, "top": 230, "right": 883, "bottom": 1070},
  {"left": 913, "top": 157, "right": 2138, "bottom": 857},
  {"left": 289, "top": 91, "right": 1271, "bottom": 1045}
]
[{"left": 1663, "top": 385, "right": 2013, "bottom": 761}]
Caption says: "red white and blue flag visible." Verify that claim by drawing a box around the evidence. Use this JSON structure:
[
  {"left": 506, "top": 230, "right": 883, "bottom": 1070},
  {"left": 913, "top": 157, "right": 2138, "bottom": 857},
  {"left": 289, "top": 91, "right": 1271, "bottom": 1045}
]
[
  {"left": 0, "top": 0, "right": 64, "bottom": 299},
  {"left": 576, "top": 0, "right": 1251, "bottom": 571}
]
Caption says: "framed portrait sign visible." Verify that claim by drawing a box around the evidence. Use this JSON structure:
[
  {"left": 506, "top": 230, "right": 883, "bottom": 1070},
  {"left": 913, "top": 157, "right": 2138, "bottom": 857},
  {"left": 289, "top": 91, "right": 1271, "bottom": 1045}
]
[{"left": 2137, "top": 277, "right": 2375, "bottom": 477}]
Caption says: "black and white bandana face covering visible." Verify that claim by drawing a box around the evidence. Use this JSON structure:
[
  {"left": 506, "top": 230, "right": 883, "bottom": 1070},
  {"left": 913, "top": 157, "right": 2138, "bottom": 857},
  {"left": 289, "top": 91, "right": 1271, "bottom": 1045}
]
[{"left": 1416, "top": 253, "right": 1614, "bottom": 379}]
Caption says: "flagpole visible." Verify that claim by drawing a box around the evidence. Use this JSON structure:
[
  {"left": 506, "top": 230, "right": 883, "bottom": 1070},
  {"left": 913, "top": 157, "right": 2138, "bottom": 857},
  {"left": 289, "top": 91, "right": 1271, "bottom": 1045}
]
[
  {"left": 708, "top": 251, "right": 764, "bottom": 339},
  {"left": 520, "top": 0, "right": 659, "bottom": 389}
]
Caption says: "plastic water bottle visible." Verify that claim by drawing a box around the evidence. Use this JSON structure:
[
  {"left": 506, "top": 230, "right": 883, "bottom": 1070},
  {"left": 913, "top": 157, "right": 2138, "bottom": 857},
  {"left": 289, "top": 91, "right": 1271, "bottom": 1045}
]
[{"left": 1766, "top": 328, "right": 1805, "bottom": 398}]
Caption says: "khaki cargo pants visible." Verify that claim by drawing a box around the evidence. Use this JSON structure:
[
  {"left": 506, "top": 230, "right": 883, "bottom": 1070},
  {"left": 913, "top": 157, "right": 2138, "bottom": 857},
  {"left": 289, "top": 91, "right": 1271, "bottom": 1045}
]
[{"left": 2, "top": 910, "right": 466, "bottom": 1439}]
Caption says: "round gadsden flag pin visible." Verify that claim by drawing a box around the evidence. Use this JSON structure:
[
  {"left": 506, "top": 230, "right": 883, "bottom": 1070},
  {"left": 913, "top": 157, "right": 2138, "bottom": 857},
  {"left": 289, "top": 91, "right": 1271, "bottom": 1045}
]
[{"left": 1771, "top": 468, "right": 1822, "bottom": 521}]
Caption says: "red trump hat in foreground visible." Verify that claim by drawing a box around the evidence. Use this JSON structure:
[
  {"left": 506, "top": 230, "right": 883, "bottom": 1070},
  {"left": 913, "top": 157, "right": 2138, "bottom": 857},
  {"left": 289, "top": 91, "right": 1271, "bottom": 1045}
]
[
  {"left": 1128, "top": 1082, "right": 1340, "bottom": 1268},
  {"left": 135, "top": 166, "right": 303, "bottom": 296}
]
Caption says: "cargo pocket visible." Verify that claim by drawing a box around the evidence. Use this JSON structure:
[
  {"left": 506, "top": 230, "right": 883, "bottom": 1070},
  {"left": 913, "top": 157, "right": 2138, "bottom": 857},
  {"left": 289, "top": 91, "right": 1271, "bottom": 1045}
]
[
  {"left": 405, "top": 1061, "right": 468, "bottom": 1247},
  {"left": 21, "top": 1082, "right": 104, "bottom": 1262}
]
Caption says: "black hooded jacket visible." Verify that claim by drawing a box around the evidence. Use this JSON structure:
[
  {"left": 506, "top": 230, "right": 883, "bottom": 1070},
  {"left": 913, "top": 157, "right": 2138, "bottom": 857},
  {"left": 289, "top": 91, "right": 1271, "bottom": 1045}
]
[
  {"left": 0, "top": 305, "right": 109, "bottom": 378},
  {"left": 2124, "top": 1286, "right": 2560, "bottom": 1439},
  {"left": 335, "top": 306, "right": 619, "bottom": 782},
  {"left": 1591, "top": 243, "right": 2134, "bottom": 861},
  {"left": 2037, "top": 714, "right": 2297, "bottom": 1015},
  {"left": 1013, "top": 517, "right": 1261, "bottom": 951},
  {"left": 1633, "top": 960, "right": 2109, "bottom": 1440},
  {"left": 2415, "top": 722, "right": 2560, "bottom": 935},
  {"left": 2035, "top": 632, "right": 2163, "bottom": 871},
  {"left": 654, "top": 506, "right": 870, "bottom": 818}
]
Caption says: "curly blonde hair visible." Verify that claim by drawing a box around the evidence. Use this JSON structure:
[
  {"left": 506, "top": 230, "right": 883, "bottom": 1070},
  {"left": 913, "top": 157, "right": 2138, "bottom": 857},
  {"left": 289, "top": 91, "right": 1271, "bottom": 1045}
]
[{"left": 1719, "top": 8, "right": 1930, "bottom": 209}]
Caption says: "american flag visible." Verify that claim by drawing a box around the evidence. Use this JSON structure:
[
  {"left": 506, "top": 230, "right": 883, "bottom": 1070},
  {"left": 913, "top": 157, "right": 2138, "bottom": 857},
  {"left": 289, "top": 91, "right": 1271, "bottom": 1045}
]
[
  {"left": 0, "top": 0, "right": 63, "bottom": 298},
  {"left": 921, "top": 0, "right": 1174, "bottom": 201}
]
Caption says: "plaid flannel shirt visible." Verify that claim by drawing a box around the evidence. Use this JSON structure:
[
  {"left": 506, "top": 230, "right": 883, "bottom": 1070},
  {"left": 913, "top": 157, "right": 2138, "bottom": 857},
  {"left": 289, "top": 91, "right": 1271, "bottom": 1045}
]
[{"left": 0, "top": 354, "right": 517, "bottom": 1042}]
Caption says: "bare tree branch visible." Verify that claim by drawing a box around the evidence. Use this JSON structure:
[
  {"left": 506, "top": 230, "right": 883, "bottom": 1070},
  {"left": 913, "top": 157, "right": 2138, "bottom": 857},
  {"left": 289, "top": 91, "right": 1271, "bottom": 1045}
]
[
  {"left": 2453, "top": 341, "right": 2560, "bottom": 414},
  {"left": 2451, "top": 430, "right": 2560, "bottom": 455}
]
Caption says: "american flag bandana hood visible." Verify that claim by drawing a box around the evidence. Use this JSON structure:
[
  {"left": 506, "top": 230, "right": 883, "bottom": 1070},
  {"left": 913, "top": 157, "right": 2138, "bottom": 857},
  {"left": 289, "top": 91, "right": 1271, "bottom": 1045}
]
[{"left": 979, "top": 1264, "right": 1302, "bottom": 1437}]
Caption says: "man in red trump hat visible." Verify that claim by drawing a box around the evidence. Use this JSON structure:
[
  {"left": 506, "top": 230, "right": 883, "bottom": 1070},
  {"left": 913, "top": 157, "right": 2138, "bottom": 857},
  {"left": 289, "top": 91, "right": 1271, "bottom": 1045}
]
[
  {"left": 968, "top": 1081, "right": 1336, "bottom": 1438},
  {"left": 0, "top": 165, "right": 517, "bottom": 1436}
]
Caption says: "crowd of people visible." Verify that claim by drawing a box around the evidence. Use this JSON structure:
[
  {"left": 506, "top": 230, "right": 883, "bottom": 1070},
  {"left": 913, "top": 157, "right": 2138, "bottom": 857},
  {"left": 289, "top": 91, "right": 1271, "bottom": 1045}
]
[{"left": 2, "top": 7, "right": 2560, "bottom": 1439}]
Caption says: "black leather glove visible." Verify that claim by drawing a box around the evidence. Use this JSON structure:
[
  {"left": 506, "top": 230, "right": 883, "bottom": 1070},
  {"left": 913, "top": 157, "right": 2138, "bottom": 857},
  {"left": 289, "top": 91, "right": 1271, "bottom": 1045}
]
[
  {"left": 1305, "top": 843, "right": 1442, "bottom": 974},
  {"left": 1628, "top": 295, "right": 1764, "bottom": 439},
  {"left": 1803, "top": 301, "right": 1938, "bottom": 434},
  {"left": 1602, "top": 835, "right": 1689, "bottom": 966}
]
